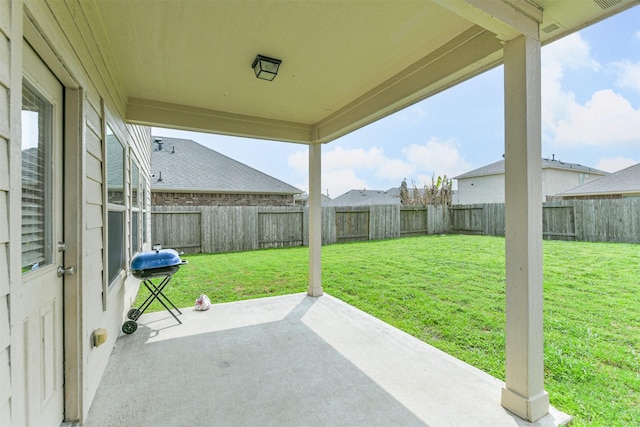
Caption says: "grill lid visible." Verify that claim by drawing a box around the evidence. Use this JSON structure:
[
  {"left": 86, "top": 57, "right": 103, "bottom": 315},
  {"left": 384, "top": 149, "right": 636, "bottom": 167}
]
[{"left": 130, "top": 248, "right": 182, "bottom": 271}]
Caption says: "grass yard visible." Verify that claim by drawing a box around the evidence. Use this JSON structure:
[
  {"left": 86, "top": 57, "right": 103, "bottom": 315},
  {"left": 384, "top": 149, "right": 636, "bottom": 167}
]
[{"left": 135, "top": 235, "right": 639, "bottom": 426}]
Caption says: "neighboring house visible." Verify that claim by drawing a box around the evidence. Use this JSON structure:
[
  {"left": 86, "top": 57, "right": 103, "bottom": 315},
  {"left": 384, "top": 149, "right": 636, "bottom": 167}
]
[
  {"left": 454, "top": 158, "right": 608, "bottom": 204},
  {"left": 326, "top": 188, "right": 401, "bottom": 206},
  {"left": 151, "top": 137, "right": 302, "bottom": 207},
  {"left": 293, "top": 192, "right": 332, "bottom": 206},
  {"left": 326, "top": 187, "right": 458, "bottom": 206},
  {"left": 555, "top": 163, "right": 640, "bottom": 200}
]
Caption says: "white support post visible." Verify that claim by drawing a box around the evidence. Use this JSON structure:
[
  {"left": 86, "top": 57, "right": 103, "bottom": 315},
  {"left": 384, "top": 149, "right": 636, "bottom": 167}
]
[
  {"left": 308, "top": 143, "right": 323, "bottom": 297},
  {"left": 501, "top": 35, "right": 549, "bottom": 421}
]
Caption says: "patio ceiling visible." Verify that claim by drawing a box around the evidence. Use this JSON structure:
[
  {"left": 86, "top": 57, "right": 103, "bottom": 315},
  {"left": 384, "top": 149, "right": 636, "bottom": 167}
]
[{"left": 94, "top": 0, "right": 638, "bottom": 144}]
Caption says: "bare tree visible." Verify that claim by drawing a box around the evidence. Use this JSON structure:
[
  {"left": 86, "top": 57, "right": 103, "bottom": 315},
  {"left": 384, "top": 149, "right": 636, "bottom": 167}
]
[
  {"left": 399, "top": 175, "right": 453, "bottom": 206},
  {"left": 400, "top": 179, "right": 411, "bottom": 204}
]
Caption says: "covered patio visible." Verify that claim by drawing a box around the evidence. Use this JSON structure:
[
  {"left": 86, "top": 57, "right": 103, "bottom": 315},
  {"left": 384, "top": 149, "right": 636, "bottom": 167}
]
[
  {"left": 91, "top": 0, "right": 636, "bottom": 423},
  {"left": 4, "top": 1, "right": 637, "bottom": 425},
  {"left": 84, "top": 294, "right": 571, "bottom": 426}
]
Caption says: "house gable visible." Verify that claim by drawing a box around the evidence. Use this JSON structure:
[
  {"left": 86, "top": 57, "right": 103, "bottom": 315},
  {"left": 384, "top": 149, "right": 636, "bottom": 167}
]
[{"left": 455, "top": 158, "right": 608, "bottom": 204}]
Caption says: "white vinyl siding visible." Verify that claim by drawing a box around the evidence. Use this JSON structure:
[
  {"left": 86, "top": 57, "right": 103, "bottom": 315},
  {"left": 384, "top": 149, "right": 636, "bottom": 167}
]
[
  {"left": 457, "top": 168, "right": 608, "bottom": 204},
  {"left": 0, "top": 0, "right": 14, "bottom": 420},
  {"left": 2, "top": 1, "right": 153, "bottom": 424},
  {"left": 457, "top": 174, "right": 505, "bottom": 204},
  {"left": 543, "top": 168, "right": 603, "bottom": 198}
]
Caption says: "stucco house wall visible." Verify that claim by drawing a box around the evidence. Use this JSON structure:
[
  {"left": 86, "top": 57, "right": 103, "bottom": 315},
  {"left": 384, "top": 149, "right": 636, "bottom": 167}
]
[
  {"left": 455, "top": 159, "right": 607, "bottom": 204},
  {"left": 2, "top": 1, "right": 151, "bottom": 425}
]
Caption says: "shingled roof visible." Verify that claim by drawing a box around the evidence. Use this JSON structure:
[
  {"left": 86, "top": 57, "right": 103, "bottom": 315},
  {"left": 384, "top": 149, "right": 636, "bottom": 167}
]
[
  {"left": 558, "top": 163, "right": 640, "bottom": 197},
  {"left": 151, "top": 136, "right": 301, "bottom": 195},
  {"left": 326, "top": 188, "right": 401, "bottom": 206},
  {"left": 454, "top": 158, "right": 607, "bottom": 179}
]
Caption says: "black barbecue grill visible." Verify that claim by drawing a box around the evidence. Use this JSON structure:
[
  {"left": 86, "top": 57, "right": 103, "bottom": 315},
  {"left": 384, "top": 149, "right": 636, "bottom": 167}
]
[{"left": 122, "top": 248, "right": 187, "bottom": 334}]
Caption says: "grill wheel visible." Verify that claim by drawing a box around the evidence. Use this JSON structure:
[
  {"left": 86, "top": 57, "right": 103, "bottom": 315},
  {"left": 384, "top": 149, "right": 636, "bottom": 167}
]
[{"left": 122, "top": 320, "right": 138, "bottom": 335}]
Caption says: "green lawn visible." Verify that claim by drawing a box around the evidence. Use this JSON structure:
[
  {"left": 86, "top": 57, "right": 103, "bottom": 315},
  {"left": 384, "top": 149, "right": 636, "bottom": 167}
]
[{"left": 135, "top": 235, "right": 640, "bottom": 426}]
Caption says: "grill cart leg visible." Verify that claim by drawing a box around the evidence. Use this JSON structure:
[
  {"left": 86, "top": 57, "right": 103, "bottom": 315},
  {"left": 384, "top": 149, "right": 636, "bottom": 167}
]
[
  {"left": 144, "top": 280, "right": 182, "bottom": 325},
  {"left": 121, "top": 274, "right": 183, "bottom": 333},
  {"left": 143, "top": 279, "right": 183, "bottom": 321}
]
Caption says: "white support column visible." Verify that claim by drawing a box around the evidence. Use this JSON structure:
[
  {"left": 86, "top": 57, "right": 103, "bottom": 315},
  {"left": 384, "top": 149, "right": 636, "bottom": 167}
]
[
  {"left": 308, "top": 143, "right": 323, "bottom": 297},
  {"left": 501, "top": 35, "right": 549, "bottom": 422}
]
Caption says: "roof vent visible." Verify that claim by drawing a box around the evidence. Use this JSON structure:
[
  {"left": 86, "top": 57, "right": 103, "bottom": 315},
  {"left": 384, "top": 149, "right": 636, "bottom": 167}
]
[
  {"left": 542, "top": 23, "right": 559, "bottom": 33},
  {"left": 154, "top": 138, "right": 163, "bottom": 151},
  {"left": 593, "top": 0, "right": 622, "bottom": 10},
  {"left": 172, "top": 146, "right": 175, "bottom": 154}
]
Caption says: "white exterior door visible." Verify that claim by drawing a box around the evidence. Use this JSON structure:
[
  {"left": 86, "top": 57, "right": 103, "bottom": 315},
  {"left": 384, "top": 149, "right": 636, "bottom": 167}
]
[{"left": 21, "top": 42, "right": 65, "bottom": 426}]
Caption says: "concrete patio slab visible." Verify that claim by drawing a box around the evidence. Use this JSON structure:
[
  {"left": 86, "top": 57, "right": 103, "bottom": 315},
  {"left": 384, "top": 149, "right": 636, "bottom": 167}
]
[{"left": 85, "top": 293, "right": 571, "bottom": 427}]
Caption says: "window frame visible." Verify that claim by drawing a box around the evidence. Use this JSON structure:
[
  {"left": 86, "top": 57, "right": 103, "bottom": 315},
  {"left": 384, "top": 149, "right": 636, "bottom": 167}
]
[
  {"left": 20, "top": 80, "right": 55, "bottom": 274},
  {"left": 130, "top": 155, "right": 141, "bottom": 257},
  {"left": 105, "top": 123, "right": 127, "bottom": 293},
  {"left": 141, "top": 175, "right": 148, "bottom": 245}
]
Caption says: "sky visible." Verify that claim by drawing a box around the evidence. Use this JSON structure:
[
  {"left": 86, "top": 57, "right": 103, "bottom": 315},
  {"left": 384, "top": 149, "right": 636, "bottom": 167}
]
[{"left": 153, "top": 6, "right": 640, "bottom": 199}]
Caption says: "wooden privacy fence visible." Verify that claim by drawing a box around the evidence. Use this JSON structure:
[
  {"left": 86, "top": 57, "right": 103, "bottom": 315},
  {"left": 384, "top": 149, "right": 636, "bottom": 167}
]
[
  {"left": 152, "top": 199, "right": 639, "bottom": 254},
  {"left": 151, "top": 204, "right": 451, "bottom": 253},
  {"left": 452, "top": 199, "right": 640, "bottom": 243}
]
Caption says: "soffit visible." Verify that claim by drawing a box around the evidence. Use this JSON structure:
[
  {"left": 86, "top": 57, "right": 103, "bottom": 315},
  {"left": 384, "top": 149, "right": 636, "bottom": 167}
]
[{"left": 92, "top": 0, "right": 639, "bottom": 143}]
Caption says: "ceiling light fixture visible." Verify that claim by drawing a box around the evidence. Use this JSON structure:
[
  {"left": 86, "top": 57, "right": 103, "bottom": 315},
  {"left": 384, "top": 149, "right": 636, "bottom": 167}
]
[{"left": 251, "top": 54, "right": 282, "bottom": 81}]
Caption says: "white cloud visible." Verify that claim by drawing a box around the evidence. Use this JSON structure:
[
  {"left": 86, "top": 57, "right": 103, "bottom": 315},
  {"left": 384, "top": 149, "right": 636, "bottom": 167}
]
[
  {"left": 288, "top": 140, "right": 473, "bottom": 197},
  {"left": 323, "top": 146, "right": 388, "bottom": 171},
  {"left": 287, "top": 149, "right": 308, "bottom": 173},
  {"left": 376, "top": 158, "right": 415, "bottom": 180},
  {"left": 541, "top": 33, "right": 640, "bottom": 148},
  {"left": 543, "top": 33, "right": 601, "bottom": 73},
  {"left": 541, "top": 33, "right": 600, "bottom": 136},
  {"left": 596, "top": 156, "right": 639, "bottom": 173},
  {"left": 323, "top": 145, "right": 413, "bottom": 185},
  {"left": 401, "top": 137, "right": 473, "bottom": 180},
  {"left": 554, "top": 89, "right": 640, "bottom": 146},
  {"left": 394, "top": 104, "right": 428, "bottom": 124},
  {"left": 322, "top": 170, "right": 368, "bottom": 199},
  {"left": 289, "top": 145, "right": 412, "bottom": 196},
  {"left": 613, "top": 60, "right": 640, "bottom": 93}
]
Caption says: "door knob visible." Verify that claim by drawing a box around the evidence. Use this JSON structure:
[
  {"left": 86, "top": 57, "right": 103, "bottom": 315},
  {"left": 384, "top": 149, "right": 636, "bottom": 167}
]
[{"left": 57, "top": 266, "right": 75, "bottom": 277}]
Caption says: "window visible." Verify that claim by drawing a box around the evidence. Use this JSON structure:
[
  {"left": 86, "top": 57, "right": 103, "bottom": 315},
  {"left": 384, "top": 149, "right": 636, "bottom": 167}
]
[
  {"left": 106, "top": 125, "right": 125, "bottom": 285},
  {"left": 579, "top": 173, "right": 590, "bottom": 185},
  {"left": 21, "top": 82, "right": 53, "bottom": 273},
  {"left": 141, "top": 176, "right": 148, "bottom": 244},
  {"left": 131, "top": 160, "right": 140, "bottom": 255}
]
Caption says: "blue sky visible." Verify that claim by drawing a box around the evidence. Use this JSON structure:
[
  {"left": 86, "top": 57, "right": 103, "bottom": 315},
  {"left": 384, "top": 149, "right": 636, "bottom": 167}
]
[{"left": 154, "top": 6, "right": 640, "bottom": 198}]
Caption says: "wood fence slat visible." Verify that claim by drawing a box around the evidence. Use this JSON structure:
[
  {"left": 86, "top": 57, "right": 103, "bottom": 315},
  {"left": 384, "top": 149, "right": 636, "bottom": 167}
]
[{"left": 150, "top": 200, "right": 639, "bottom": 254}]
